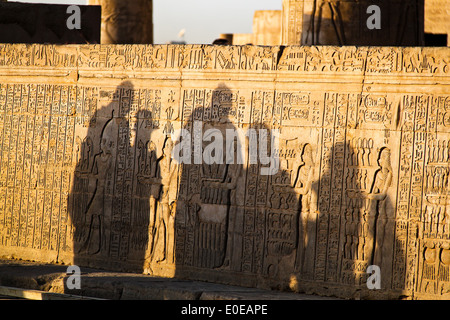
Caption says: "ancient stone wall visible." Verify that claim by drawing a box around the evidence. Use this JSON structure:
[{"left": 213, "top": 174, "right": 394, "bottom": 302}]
[{"left": 0, "top": 44, "right": 449, "bottom": 299}]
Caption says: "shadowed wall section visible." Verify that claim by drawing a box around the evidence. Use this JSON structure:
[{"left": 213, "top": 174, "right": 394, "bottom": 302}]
[{"left": 0, "top": 44, "right": 448, "bottom": 299}]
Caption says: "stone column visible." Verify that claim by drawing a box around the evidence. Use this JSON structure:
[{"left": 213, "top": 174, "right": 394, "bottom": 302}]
[{"left": 88, "top": 0, "right": 153, "bottom": 44}]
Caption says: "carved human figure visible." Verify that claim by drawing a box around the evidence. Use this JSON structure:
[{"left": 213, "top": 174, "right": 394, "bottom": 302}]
[
  {"left": 148, "top": 137, "right": 177, "bottom": 265},
  {"left": 293, "top": 144, "right": 315, "bottom": 272},
  {"left": 138, "top": 140, "right": 161, "bottom": 271},
  {"left": 147, "top": 142, "right": 160, "bottom": 232},
  {"left": 77, "top": 114, "right": 115, "bottom": 255},
  {"left": 364, "top": 147, "right": 393, "bottom": 265},
  {"left": 210, "top": 160, "right": 242, "bottom": 269}
]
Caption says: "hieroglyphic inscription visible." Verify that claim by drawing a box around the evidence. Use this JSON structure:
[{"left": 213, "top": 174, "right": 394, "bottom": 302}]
[{"left": 0, "top": 84, "right": 81, "bottom": 253}]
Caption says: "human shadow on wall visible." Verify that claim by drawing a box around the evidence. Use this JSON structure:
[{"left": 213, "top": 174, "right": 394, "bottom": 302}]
[
  {"left": 68, "top": 81, "right": 155, "bottom": 273},
  {"left": 264, "top": 136, "right": 399, "bottom": 294},
  {"left": 169, "top": 86, "right": 317, "bottom": 290},
  {"left": 290, "top": 139, "right": 401, "bottom": 296},
  {"left": 338, "top": 143, "right": 397, "bottom": 292},
  {"left": 168, "top": 87, "right": 406, "bottom": 296},
  {"left": 169, "top": 84, "right": 246, "bottom": 279},
  {"left": 63, "top": 81, "right": 407, "bottom": 298},
  {"left": 169, "top": 85, "right": 323, "bottom": 287}
]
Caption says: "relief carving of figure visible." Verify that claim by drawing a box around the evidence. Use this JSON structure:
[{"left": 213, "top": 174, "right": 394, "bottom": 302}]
[
  {"left": 157, "top": 137, "right": 178, "bottom": 263},
  {"left": 77, "top": 113, "right": 115, "bottom": 256},
  {"left": 138, "top": 140, "right": 161, "bottom": 271},
  {"left": 143, "top": 137, "right": 177, "bottom": 270},
  {"left": 292, "top": 144, "right": 316, "bottom": 272},
  {"left": 363, "top": 147, "right": 393, "bottom": 266},
  {"left": 75, "top": 136, "right": 93, "bottom": 173}
]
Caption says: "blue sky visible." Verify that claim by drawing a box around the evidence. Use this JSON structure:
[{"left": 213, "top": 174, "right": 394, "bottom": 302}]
[{"left": 12, "top": 0, "right": 283, "bottom": 44}]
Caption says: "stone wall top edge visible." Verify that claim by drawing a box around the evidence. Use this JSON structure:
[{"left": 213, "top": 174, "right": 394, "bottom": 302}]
[
  {"left": 0, "top": 43, "right": 448, "bottom": 77},
  {"left": 2, "top": 42, "right": 450, "bottom": 50}
]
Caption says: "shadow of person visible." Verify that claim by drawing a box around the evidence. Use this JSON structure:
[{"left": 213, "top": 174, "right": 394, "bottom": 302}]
[
  {"left": 285, "top": 135, "right": 400, "bottom": 296},
  {"left": 171, "top": 86, "right": 315, "bottom": 290},
  {"left": 339, "top": 141, "right": 396, "bottom": 290},
  {"left": 364, "top": 147, "right": 396, "bottom": 289},
  {"left": 62, "top": 78, "right": 405, "bottom": 299},
  {"left": 75, "top": 111, "right": 115, "bottom": 256},
  {"left": 69, "top": 81, "right": 153, "bottom": 273},
  {"left": 171, "top": 84, "right": 248, "bottom": 278},
  {"left": 292, "top": 143, "right": 318, "bottom": 277}
]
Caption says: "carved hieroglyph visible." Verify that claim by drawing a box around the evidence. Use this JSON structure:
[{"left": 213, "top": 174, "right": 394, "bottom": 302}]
[
  {"left": 0, "top": 44, "right": 449, "bottom": 299},
  {"left": 281, "top": 0, "right": 304, "bottom": 45}
]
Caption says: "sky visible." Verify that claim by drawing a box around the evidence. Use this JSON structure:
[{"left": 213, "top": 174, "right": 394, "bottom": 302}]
[{"left": 12, "top": 0, "right": 283, "bottom": 44}]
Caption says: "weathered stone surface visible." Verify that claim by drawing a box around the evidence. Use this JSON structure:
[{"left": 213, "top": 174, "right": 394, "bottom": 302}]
[
  {"left": 424, "top": 0, "right": 449, "bottom": 46},
  {"left": 0, "top": 2, "right": 101, "bottom": 44},
  {"left": 230, "top": 34, "right": 254, "bottom": 46},
  {"left": 253, "top": 11, "right": 282, "bottom": 46},
  {"left": 87, "top": 0, "right": 153, "bottom": 44},
  {"left": 0, "top": 44, "right": 449, "bottom": 300},
  {"left": 222, "top": 11, "right": 282, "bottom": 46},
  {"left": 281, "top": 0, "right": 304, "bottom": 45},
  {"left": 0, "top": 259, "right": 333, "bottom": 300}
]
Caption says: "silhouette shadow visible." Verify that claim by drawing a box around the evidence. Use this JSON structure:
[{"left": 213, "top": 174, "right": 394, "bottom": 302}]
[
  {"left": 61, "top": 81, "right": 409, "bottom": 299},
  {"left": 171, "top": 84, "right": 245, "bottom": 278},
  {"left": 68, "top": 81, "right": 153, "bottom": 273},
  {"left": 288, "top": 137, "right": 402, "bottom": 298}
]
